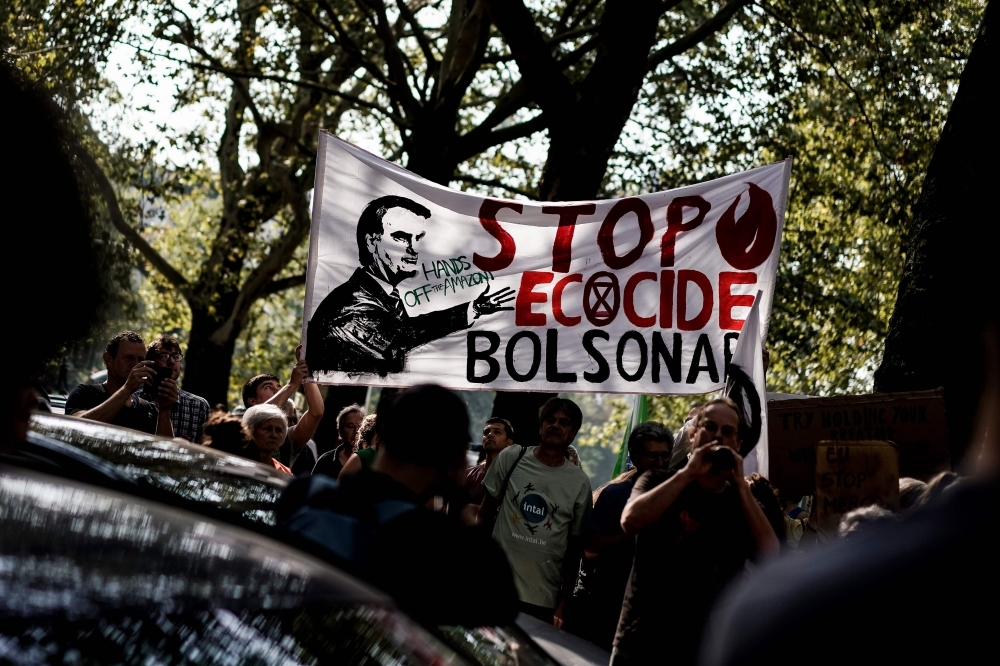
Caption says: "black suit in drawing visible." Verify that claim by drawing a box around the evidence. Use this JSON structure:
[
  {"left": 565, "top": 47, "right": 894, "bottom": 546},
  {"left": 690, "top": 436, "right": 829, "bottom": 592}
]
[{"left": 307, "top": 267, "right": 470, "bottom": 376}]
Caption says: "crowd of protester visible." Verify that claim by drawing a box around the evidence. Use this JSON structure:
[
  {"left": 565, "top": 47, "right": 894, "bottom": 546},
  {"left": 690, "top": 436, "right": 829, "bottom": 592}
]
[{"left": 52, "top": 327, "right": 985, "bottom": 664}]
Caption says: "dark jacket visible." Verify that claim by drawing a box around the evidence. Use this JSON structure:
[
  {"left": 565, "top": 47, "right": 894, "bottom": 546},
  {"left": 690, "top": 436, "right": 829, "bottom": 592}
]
[{"left": 306, "top": 267, "right": 469, "bottom": 375}]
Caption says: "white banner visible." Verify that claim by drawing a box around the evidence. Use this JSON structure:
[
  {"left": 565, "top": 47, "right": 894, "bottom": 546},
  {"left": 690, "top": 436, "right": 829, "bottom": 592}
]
[{"left": 302, "top": 132, "right": 790, "bottom": 394}]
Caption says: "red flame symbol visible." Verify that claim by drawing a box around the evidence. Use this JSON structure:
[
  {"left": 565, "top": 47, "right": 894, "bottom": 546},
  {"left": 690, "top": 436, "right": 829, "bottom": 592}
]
[{"left": 715, "top": 183, "right": 778, "bottom": 270}]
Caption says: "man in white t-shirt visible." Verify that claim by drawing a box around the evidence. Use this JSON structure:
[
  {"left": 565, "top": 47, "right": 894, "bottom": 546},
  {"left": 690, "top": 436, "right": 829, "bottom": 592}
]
[{"left": 479, "top": 397, "right": 592, "bottom": 627}]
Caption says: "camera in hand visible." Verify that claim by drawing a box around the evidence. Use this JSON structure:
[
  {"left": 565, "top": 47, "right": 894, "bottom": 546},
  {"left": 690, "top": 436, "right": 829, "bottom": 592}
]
[
  {"left": 141, "top": 365, "right": 173, "bottom": 402},
  {"left": 706, "top": 446, "right": 737, "bottom": 473}
]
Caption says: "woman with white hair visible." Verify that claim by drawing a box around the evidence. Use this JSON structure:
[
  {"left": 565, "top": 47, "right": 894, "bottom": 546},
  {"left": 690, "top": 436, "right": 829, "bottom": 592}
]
[{"left": 242, "top": 404, "right": 292, "bottom": 474}]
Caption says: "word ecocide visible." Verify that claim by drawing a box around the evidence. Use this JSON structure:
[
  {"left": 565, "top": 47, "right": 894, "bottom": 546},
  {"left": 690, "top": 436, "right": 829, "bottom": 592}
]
[{"left": 463, "top": 187, "right": 777, "bottom": 386}]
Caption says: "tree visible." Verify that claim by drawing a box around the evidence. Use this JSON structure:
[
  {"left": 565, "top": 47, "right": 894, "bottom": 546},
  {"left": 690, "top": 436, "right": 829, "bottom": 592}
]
[
  {"left": 486, "top": 0, "right": 752, "bottom": 201},
  {"left": 53, "top": 0, "right": 757, "bottom": 407},
  {"left": 7, "top": 0, "right": 986, "bottom": 420},
  {"left": 875, "top": 0, "right": 994, "bottom": 462}
]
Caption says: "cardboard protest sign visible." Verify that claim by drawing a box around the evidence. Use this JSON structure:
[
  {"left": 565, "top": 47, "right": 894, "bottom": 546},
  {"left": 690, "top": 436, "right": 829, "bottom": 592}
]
[
  {"left": 768, "top": 389, "right": 949, "bottom": 498},
  {"left": 302, "top": 132, "right": 791, "bottom": 393},
  {"left": 815, "top": 441, "right": 899, "bottom": 533}
]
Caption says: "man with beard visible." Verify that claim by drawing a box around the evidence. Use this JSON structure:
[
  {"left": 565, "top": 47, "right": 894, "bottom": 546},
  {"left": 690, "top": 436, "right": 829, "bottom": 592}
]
[
  {"left": 467, "top": 417, "right": 515, "bottom": 505},
  {"left": 611, "top": 398, "right": 779, "bottom": 665}
]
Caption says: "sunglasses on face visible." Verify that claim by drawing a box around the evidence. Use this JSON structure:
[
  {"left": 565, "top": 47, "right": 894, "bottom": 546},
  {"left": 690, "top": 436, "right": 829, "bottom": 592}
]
[
  {"left": 641, "top": 451, "right": 672, "bottom": 462},
  {"left": 700, "top": 420, "right": 738, "bottom": 438}
]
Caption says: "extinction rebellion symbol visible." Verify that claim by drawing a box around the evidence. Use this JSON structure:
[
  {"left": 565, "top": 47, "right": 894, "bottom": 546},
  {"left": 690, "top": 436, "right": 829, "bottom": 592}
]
[
  {"left": 583, "top": 271, "right": 621, "bottom": 327},
  {"left": 520, "top": 494, "right": 548, "bottom": 523}
]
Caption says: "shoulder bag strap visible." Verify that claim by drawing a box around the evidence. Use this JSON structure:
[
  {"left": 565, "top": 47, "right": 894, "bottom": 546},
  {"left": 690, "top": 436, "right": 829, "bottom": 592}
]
[{"left": 488, "top": 445, "right": 527, "bottom": 532}]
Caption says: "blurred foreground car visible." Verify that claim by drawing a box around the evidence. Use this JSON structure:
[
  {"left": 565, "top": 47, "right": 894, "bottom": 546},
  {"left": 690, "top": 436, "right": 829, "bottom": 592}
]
[
  {"left": 0, "top": 465, "right": 462, "bottom": 664},
  {"left": 8, "top": 413, "right": 597, "bottom": 666}
]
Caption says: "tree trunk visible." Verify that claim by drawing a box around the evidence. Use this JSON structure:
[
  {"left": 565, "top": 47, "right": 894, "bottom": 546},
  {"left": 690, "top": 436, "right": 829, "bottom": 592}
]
[
  {"left": 874, "top": 1, "right": 995, "bottom": 465},
  {"left": 537, "top": 0, "right": 663, "bottom": 202},
  {"left": 183, "top": 308, "right": 241, "bottom": 407}
]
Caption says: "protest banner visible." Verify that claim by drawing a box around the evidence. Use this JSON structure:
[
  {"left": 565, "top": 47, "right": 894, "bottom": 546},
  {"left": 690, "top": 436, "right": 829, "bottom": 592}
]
[
  {"left": 302, "top": 132, "right": 791, "bottom": 393},
  {"left": 815, "top": 441, "right": 899, "bottom": 533},
  {"left": 768, "top": 389, "right": 949, "bottom": 497}
]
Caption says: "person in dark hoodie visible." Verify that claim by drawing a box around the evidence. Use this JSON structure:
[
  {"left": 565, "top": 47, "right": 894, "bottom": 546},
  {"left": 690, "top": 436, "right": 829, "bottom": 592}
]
[{"left": 277, "top": 384, "right": 518, "bottom": 626}]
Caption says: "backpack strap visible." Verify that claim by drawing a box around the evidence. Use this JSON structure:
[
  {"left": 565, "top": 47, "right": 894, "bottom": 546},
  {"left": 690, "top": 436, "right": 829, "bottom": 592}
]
[{"left": 487, "top": 445, "right": 528, "bottom": 532}]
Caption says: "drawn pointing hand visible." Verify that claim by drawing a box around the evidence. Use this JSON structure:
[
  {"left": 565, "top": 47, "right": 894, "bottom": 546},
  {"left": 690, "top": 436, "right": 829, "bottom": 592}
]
[{"left": 473, "top": 284, "right": 515, "bottom": 318}]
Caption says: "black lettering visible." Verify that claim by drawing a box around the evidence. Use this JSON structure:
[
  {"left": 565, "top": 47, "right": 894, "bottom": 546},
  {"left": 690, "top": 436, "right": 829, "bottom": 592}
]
[
  {"left": 685, "top": 333, "right": 719, "bottom": 384},
  {"left": 505, "top": 331, "right": 541, "bottom": 382},
  {"left": 467, "top": 332, "right": 501, "bottom": 383},
  {"left": 545, "top": 329, "right": 577, "bottom": 382},
  {"left": 724, "top": 331, "right": 739, "bottom": 378},
  {"left": 582, "top": 330, "right": 611, "bottom": 383},
  {"left": 652, "top": 332, "right": 682, "bottom": 383},
  {"left": 617, "top": 331, "right": 648, "bottom": 382}
]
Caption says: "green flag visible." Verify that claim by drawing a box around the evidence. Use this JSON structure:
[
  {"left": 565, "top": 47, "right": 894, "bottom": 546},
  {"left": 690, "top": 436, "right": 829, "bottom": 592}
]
[{"left": 611, "top": 394, "right": 648, "bottom": 479}]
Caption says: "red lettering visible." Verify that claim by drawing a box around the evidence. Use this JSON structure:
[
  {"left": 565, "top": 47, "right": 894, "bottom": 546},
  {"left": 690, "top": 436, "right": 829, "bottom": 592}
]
[
  {"left": 545, "top": 204, "right": 596, "bottom": 273},
  {"left": 661, "top": 196, "right": 710, "bottom": 267},
  {"left": 716, "top": 183, "right": 777, "bottom": 270},
  {"left": 515, "top": 271, "right": 553, "bottom": 326},
  {"left": 597, "top": 198, "right": 654, "bottom": 270},
  {"left": 552, "top": 273, "right": 583, "bottom": 326},
  {"left": 624, "top": 272, "right": 657, "bottom": 328},
  {"left": 473, "top": 199, "right": 521, "bottom": 272},
  {"left": 719, "top": 272, "right": 757, "bottom": 330},
  {"left": 678, "top": 270, "right": 713, "bottom": 331},
  {"left": 660, "top": 270, "right": 675, "bottom": 328}
]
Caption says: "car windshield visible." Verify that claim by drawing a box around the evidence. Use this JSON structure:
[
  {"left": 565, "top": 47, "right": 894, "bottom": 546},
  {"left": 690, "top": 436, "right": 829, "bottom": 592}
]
[{"left": 28, "top": 412, "right": 287, "bottom": 525}]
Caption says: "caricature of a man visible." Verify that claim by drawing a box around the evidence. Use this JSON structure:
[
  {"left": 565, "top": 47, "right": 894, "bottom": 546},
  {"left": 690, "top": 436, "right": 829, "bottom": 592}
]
[{"left": 307, "top": 195, "right": 514, "bottom": 376}]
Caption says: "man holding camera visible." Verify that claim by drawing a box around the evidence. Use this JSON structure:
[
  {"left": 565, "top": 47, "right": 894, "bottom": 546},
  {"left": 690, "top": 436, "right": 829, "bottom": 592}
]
[
  {"left": 139, "top": 335, "right": 209, "bottom": 443},
  {"left": 612, "top": 397, "right": 779, "bottom": 666},
  {"left": 66, "top": 330, "right": 176, "bottom": 437}
]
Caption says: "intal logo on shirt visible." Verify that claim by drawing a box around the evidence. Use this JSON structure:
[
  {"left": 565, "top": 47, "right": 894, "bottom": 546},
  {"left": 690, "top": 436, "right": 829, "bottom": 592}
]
[{"left": 520, "top": 494, "right": 548, "bottom": 523}]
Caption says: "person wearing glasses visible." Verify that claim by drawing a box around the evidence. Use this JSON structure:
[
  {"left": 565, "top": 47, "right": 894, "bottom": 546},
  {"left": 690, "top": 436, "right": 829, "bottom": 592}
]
[
  {"left": 611, "top": 398, "right": 780, "bottom": 666},
  {"left": 568, "top": 421, "right": 673, "bottom": 651},
  {"left": 139, "top": 335, "right": 210, "bottom": 443}
]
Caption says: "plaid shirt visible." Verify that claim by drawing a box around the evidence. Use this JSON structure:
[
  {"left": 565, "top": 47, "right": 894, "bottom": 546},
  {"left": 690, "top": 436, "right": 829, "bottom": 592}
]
[{"left": 133, "top": 387, "right": 211, "bottom": 443}]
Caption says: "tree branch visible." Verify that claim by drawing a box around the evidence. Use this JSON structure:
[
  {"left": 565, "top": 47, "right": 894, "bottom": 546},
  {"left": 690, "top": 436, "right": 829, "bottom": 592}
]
[
  {"left": 647, "top": 0, "right": 752, "bottom": 68},
  {"left": 456, "top": 112, "right": 547, "bottom": 161},
  {"left": 119, "top": 41, "right": 404, "bottom": 126},
  {"left": 483, "top": 0, "right": 577, "bottom": 115},
  {"left": 395, "top": 0, "right": 439, "bottom": 71},
  {"left": 262, "top": 274, "right": 307, "bottom": 295},
  {"left": 75, "top": 147, "right": 190, "bottom": 293},
  {"left": 358, "top": 0, "right": 423, "bottom": 119}
]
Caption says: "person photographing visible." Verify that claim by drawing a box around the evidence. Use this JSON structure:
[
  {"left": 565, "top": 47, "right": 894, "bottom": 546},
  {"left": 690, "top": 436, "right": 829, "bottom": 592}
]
[
  {"left": 66, "top": 331, "right": 176, "bottom": 437},
  {"left": 611, "top": 397, "right": 779, "bottom": 666}
]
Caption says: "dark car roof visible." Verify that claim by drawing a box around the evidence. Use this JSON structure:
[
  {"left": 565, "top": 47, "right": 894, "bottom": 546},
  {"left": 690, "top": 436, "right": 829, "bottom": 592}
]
[
  {"left": 26, "top": 412, "right": 289, "bottom": 525},
  {"left": 0, "top": 465, "right": 387, "bottom": 618}
]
